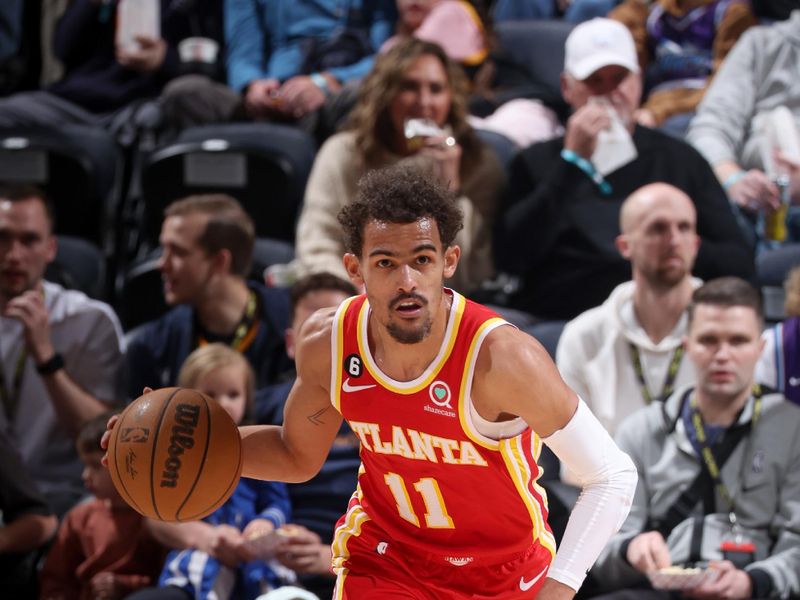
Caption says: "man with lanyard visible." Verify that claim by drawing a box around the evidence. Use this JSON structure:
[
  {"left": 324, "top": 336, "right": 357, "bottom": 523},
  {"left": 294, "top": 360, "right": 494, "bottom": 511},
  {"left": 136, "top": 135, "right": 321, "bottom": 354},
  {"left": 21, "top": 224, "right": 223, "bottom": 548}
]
[
  {"left": 557, "top": 183, "right": 701, "bottom": 444},
  {"left": 125, "top": 194, "right": 290, "bottom": 398},
  {"left": 592, "top": 277, "right": 800, "bottom": 599}
]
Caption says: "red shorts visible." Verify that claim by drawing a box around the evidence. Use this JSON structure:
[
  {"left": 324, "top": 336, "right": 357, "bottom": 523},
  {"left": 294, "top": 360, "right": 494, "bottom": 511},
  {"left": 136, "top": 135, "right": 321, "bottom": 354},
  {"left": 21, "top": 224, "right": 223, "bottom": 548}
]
[{"left": 332, "top": 515, "right": 553, "bottom": 599}]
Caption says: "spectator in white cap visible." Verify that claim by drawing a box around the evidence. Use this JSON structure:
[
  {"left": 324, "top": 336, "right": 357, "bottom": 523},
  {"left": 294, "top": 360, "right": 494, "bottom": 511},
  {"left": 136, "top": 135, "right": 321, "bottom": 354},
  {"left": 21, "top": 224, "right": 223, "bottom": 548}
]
[
  {"left": 561, "top": 17, "right": 642, "bottom": 147},
  {"left": 494, "top": 18, "right": 753, "bottom": 322}
]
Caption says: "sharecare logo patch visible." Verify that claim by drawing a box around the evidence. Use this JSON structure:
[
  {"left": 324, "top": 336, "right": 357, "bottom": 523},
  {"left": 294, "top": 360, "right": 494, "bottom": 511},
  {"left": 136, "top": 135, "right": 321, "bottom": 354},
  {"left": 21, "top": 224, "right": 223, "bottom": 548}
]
[{"left": 429, "top": 381, "right": 452, "bottom": 408}]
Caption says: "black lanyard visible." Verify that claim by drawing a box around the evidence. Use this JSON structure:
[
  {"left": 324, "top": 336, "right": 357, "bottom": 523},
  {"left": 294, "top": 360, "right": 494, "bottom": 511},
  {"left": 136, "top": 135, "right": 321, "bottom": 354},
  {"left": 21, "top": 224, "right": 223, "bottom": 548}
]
[
  {"left": 0, "top": 348, "right": 27, "bottom": 421},
  {"left": 689, "top": 386, "right": 762, "bottom": 517},
  {"left": 628, "top": 343, "right": 684, "bottom": 404},
  {"left": 195, "top": 289, "right": 260, "bottom": 352}
]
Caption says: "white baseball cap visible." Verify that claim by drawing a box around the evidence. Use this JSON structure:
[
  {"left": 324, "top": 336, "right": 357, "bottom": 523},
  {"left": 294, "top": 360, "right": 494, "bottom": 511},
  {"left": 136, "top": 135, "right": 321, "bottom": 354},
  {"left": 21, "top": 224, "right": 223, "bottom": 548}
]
[{"left": 564, "top": 18, "right": 640, "bottom": 81}]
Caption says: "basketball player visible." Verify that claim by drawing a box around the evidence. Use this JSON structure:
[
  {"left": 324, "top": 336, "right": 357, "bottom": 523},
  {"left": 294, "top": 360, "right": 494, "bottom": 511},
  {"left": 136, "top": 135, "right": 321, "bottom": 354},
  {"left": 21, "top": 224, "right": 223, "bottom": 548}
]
[
  {"left": 236, "top": 165, "right": 638, "bottom": 599},
  {"left": 106, "top": 165, "right": 637, "bottom": 598}
]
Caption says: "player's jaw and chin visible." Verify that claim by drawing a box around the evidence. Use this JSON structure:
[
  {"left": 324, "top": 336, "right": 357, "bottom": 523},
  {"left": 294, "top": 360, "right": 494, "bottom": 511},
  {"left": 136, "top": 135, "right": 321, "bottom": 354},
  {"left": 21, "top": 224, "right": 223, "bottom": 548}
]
[{"left": 386, "top": 291, "right": 433, "bottom": 344}]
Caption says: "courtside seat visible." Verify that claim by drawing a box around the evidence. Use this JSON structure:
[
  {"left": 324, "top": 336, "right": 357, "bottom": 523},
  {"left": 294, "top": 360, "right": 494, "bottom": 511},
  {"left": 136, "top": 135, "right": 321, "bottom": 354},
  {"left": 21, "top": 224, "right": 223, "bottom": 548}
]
[
  {"left": 137, "top": 122, "right": 316, "bottom": 253},
  {"left": 0, "top": 125, "right": 122, "bottom": 249},
  {"left": 492, "top": 19, "right": 575, "bottom": 119},
  {"left": 45, "top": 235, "right": 108, "bottom": 300},
  {"left": 116, "top": 249, "right": 167, "bottom": 331}
]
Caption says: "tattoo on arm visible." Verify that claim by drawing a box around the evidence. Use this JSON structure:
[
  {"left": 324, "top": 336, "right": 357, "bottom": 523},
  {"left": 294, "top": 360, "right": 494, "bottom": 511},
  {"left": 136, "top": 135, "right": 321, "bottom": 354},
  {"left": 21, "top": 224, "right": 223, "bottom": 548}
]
[{"left": 307, "top": 406, "right": 331, "bottom": 426}]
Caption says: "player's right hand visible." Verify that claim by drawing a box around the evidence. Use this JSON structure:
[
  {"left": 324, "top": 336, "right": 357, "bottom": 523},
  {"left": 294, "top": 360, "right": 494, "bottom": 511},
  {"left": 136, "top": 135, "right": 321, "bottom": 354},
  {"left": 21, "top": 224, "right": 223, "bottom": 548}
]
[
  {"left": 626, "top": 530, "right": 671, "bottom": 574},
  {"left": 100, "top": 387, "right": 153, "bottom": 466},
  {"left": 100, "top": 414, "right": 119, "bottom": 467}
]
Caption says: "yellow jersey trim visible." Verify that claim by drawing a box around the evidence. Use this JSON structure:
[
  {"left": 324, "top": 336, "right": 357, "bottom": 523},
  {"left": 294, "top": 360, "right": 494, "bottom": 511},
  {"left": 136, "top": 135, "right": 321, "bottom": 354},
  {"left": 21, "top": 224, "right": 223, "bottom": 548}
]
[
  {"left": 331, "top": 296, "right": 357, "bottom": 412},
  {"left": 500, "top": 436, "right": 557, "bottom": 557},
  {"left": 332, "top": 485, "right": 371, "bottom": 598},
  {"left": 457, "top": 317, "right": 508, "bottom": 450}
]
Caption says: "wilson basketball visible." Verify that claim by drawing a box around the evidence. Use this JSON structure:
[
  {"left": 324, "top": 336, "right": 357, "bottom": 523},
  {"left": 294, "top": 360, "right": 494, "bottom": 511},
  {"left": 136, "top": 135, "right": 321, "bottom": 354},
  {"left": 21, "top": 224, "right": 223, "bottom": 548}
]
[{"left": 107, "top": 387, "right": 243, "bottom": 522}]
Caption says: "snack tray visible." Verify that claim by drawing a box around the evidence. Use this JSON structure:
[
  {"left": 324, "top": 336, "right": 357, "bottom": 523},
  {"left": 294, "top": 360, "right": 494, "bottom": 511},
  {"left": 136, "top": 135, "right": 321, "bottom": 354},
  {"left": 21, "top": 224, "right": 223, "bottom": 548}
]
[{"left": 647, "top": 566, "right": 720, "bottom": 590}]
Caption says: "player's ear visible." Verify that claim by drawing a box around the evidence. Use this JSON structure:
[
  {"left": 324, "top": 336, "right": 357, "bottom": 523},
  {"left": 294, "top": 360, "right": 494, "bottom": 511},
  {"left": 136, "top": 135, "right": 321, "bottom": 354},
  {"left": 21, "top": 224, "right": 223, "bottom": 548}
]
[
  {"left": 443, "top": 245, "right": 460, "bottom": 279},
  {"left": 343, "top": 253, "right": 364, "bottom": 287}
]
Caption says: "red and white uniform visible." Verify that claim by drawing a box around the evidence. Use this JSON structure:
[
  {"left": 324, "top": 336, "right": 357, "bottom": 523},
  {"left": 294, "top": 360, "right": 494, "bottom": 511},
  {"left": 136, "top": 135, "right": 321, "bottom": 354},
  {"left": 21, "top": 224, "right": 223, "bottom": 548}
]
[{"left": 330, "top": 291, "right": 556, "bottom": 599}]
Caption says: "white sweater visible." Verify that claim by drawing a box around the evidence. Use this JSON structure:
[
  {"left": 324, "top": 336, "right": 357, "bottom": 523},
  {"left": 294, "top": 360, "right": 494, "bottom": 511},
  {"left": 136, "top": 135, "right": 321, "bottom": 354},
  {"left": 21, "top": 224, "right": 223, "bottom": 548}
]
[{"left": 555, "top": 279, "right": 701, "bottom": 438}]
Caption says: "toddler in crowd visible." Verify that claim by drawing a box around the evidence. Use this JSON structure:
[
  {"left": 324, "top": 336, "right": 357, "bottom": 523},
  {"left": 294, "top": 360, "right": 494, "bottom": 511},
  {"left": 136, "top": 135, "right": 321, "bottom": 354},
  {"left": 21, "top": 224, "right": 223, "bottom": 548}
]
[
  {"left": 39, "top": 413, "right": 166, "bottom": 600},
  {"left": 127, "top": 343, "right": 293, "bottom": 600}
]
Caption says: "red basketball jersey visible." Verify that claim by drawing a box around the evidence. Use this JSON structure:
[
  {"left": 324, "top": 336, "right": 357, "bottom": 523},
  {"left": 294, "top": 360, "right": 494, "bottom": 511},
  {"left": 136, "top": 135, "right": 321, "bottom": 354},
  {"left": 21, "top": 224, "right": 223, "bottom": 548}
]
[{"left": 330, "top": 290, "right": 556, "bottom": 566}]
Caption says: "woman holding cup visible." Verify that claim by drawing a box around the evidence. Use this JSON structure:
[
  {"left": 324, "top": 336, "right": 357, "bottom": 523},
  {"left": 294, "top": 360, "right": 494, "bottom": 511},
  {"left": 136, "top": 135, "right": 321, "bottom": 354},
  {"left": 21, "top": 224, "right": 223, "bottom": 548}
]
[{"left": 292, "top": 38, "right": 505, "bottom": 294}]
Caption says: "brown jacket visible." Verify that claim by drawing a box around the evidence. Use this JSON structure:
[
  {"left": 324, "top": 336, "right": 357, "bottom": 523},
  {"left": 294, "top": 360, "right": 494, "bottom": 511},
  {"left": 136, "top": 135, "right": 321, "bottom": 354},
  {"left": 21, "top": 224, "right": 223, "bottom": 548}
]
[{"left": 40, "top": 499, "right": 167, "bottom": 600}]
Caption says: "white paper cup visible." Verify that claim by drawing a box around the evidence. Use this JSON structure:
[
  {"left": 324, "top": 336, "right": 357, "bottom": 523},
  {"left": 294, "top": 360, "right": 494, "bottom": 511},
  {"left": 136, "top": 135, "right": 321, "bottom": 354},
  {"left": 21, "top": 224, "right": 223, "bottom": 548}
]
[{"left": 178, "top": 37, "right": 219, "bottom": 64}]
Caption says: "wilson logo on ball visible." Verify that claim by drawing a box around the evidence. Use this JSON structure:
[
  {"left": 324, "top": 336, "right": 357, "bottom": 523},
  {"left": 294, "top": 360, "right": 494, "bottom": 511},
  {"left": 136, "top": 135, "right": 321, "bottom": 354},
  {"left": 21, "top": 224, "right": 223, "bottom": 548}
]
[
  {"left": 108, "top": 387, "right": 243, "bottom": 522},
  {"left": 160, "top": 403, "right": 200, "bottom": 488}
]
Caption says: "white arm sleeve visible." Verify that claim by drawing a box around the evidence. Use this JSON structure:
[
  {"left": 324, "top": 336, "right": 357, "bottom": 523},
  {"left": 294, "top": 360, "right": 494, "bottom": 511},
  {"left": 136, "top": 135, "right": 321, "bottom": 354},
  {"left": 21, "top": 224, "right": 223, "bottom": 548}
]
[{"left": 542, "top": 399, "right": 638, "bottom": 591}]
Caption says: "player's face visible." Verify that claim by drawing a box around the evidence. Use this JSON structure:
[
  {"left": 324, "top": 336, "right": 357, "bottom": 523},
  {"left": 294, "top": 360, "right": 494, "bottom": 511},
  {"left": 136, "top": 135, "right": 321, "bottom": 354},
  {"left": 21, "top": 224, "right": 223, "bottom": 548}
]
[
  {"left": 344, "top": 218, "right": 459, "bottom": 344},
  {"left": 158, "top": 214, "right": 215, "bottom": 305},
  {"left": 686, "top": 304, "right": 764, "bottom": 403},
  {"left": 624, "top": 194, "right": 699, "bottom": 289},
  {"left": 388, "top": 54, "right": 452, "bottom": 153},
  {"left": 0, "top": 198, "right": 56, "bottom": 301},
  {"left": 197, "top": 364, "right": 248, "bottom": 425},
  {"left": 80, "top": 448, "right": 120, "bottom": 501},
  {"left": 562, "top": 65, "right": 642, "bottom": 127}
]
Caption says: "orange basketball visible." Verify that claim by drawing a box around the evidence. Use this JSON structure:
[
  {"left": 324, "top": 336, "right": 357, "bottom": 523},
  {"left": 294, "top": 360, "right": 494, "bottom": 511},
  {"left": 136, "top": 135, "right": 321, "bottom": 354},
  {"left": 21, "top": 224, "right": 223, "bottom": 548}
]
[{"left": 107, "top": 387, "right": 243, "bottom": 522}]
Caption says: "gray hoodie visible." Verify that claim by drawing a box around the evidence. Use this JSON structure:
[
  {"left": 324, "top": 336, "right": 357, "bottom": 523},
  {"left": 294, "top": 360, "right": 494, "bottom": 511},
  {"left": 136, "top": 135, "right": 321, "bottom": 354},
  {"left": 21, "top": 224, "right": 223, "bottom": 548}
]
[
  {"left": 688, "top": 11, "right": 800, "bottom": 169},
  {"left": 592, "top": 387, "right": 800, "bottom": 598}
]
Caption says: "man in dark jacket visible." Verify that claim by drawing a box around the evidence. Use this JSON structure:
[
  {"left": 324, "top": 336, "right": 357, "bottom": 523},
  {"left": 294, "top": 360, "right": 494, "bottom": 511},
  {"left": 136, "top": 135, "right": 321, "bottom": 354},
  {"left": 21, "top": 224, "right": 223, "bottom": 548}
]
[
  {"left": 0, "top": 0, "right": 222, "bottom": 136},
  {"left": 495, "top": 18, "right": 754, "bottom": 321},
  {"left": 125, "top": 194, "right": 290, "bottom": 398}
]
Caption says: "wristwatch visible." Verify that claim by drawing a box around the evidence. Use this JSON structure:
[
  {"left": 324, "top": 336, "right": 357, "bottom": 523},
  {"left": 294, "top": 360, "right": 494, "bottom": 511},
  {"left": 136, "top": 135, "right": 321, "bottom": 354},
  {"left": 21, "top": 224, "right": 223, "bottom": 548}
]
[{"left": 36, "top": 353, "right": 65, "bottom": 375}]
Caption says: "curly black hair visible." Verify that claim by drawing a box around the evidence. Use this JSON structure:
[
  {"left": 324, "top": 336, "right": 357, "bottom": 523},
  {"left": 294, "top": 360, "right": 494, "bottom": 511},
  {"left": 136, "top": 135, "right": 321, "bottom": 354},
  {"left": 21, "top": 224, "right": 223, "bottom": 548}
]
[{"left": 338, "top": 164, "right": 463, "bottom": 257}]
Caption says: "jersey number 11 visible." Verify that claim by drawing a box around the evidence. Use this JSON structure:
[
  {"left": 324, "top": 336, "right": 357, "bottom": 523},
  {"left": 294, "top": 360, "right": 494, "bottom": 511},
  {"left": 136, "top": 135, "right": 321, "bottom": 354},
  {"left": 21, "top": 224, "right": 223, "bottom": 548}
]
[{"left": 384, "top": 472, "right": 455, "bottom": 529}]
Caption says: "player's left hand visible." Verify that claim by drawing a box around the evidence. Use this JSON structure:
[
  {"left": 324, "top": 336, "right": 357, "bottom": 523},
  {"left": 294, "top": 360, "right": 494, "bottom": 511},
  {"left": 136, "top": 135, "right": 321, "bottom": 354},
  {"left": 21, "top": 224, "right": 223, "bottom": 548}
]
[
  {"left": 682, "top": 560, "right": 752, "bottom": 599},
  {"left": 4, "top": 289, "right": 54, "bottom": 363}
]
